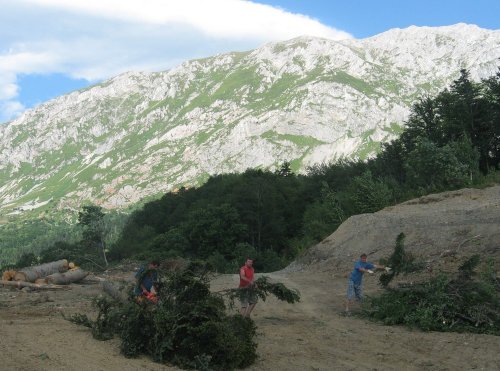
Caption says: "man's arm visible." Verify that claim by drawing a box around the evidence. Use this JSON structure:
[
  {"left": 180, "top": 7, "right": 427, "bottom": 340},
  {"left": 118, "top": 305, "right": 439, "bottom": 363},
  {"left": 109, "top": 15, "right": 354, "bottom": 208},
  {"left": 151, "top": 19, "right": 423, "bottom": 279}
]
[
  {"left": 369, "top": 263, "right": 392, "bottom": 273},
  {"left": 357, "top": 263, "right": 380, "bottom": 274},
  {"left": 135, "top": 268, "right": 148, "bottom": 294},
  {"left": 357, "top": 264, "right": 375, "bottom": 273}
]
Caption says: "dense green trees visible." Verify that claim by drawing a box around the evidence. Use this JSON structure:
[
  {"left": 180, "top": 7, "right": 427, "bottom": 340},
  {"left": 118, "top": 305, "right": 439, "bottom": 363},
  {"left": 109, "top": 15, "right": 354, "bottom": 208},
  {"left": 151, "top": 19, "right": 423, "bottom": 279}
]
[
  {"left": 387, "top": 68, "right": 500, "bottom": 187},
  {"left": 109, "top": 169, "right": 308, "bottom": 271},
  {"left": 0, "top": 206, "right": 128, "bottom": 271},
  {"left": 0, "top": 219, "right": 79, "bottom": 269}
]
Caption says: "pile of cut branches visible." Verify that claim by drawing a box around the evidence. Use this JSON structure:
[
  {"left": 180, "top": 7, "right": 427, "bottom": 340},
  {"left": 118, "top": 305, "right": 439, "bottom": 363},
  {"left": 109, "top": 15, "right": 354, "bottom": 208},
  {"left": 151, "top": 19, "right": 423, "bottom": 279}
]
[
  {"left": 67, "top": 261, "right": 300, "bottom": 370},
  {"left": 363, "top": 240, "right": 499, "bottom": 335}
]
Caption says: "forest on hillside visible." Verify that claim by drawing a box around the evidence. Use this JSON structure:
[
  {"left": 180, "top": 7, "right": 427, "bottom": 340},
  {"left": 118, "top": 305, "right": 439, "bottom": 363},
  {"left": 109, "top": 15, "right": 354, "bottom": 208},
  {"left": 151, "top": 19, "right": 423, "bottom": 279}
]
[{"left": 2, "top": 69, "right": 499, "bottom": 272}]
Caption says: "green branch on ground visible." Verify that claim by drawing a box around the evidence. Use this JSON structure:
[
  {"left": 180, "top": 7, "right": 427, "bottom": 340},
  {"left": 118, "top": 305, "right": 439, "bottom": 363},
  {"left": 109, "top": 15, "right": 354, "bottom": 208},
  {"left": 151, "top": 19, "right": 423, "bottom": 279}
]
[
  {"left": 66, "top": 262, "right": 299, "bottom": 370},
  {"left": 364, "top": 255, "right": 500, "bottom": 335}
]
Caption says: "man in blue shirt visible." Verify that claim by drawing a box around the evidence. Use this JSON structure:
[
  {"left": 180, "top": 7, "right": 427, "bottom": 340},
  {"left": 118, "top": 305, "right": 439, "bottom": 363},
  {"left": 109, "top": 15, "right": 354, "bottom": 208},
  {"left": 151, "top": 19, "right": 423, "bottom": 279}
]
[{"left": 346, "top": 253, "right": 388, "bottom": 312}]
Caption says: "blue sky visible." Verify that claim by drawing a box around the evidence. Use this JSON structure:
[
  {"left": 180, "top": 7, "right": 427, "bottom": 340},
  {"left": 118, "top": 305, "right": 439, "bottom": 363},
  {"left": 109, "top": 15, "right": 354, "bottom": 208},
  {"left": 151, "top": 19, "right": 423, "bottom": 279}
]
[
  {"left": 1, "top": 0, "right": 499, "bottom": 123},
  {"left": 255, "top": 0, "right": 500, "bottom": 38}
]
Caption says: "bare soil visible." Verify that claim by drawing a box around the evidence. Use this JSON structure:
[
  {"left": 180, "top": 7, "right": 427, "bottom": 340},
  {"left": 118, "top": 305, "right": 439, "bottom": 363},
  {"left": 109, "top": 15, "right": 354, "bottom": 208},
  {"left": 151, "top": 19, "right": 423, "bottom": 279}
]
[{"left": 1, "top": 186, "right": 499, "bottom": 371}]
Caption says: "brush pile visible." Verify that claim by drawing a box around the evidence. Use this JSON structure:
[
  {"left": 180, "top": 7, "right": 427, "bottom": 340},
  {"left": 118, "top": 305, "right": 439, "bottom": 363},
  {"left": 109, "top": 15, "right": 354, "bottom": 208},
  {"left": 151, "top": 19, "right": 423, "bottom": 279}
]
[
  {"left": 363, "top": 234, "right": 500, "bottom": 335},
  {"left": 68, "top": 261, "right": 300, "bottom": 370}
]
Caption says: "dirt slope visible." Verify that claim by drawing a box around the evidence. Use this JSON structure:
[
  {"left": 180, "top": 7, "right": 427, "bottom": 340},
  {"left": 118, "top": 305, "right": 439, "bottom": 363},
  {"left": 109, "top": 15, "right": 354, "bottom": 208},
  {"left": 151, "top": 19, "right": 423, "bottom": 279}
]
[
  {"left": 290, "top": 185, "right": 500, "bottom": 275},
  {"left": 1, "top": 186, "right": 499, "bottom": 371}
]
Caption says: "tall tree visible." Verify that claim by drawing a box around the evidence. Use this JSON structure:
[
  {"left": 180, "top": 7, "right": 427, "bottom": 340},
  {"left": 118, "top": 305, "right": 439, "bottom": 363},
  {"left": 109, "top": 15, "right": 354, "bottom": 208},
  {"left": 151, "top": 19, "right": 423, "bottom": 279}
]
[
  {"left": 350, "top": 171, "right": 393, "bottom": 214},
  {"left": 183, "top": 203, "right": 247, "bottom": 259},
  {"left": 275, "top": 160, "right": 294, "bottom": 177},
  {"left": 483, "top": 68, "right": 500, "bottom": 170},
  {"left": 302, "top": 182, "right": 345, "bottom": 242},
  {"left": 78, "top": 205, "right": 108, "bottom": 266},
  {"left": 439, "top": 70, "right": 493, "bottom": 173}
]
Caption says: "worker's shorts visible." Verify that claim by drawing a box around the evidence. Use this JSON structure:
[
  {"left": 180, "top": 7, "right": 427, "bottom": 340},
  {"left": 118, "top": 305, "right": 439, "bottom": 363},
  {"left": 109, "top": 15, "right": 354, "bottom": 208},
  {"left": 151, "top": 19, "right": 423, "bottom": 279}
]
[
  {"left": 239, "top": 286, "right": 258, "bottom": 307},
  {"left": 347, "top": 279, "right": 363, "bottom": 301}
]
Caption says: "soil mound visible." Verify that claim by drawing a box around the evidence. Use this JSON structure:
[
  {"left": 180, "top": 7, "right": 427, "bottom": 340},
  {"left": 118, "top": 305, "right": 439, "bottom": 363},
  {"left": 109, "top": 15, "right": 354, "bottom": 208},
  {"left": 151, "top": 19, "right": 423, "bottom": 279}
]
[{"left": 288, "top": 185, "right": 500, "bottom": 275}]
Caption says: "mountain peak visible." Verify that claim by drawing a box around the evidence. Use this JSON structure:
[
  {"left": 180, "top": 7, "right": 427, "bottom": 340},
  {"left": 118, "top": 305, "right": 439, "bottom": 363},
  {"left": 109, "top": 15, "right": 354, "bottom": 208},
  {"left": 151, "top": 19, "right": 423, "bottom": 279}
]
[
  {"left": 368, "top": 23, "right": 497, "bottom": 42},
  {"left": 1, "top": 25, "right": 499, "bottom": 215}
]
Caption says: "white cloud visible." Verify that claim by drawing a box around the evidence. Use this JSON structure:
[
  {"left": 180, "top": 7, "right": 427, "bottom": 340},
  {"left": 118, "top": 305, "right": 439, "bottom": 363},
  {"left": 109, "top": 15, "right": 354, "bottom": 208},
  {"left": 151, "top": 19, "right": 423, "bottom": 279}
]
[
  {"left": 22, "top": 0, "right": 350, "bottom": 39},
  {"left": 1, "top": 0, "right": 352, "bottom": 122},
  {"left": 0, "top": 78, "right": 18, "bottom": 101},
  {"left": 0, "top": 101, "right": 25, "bottom": 123},
  {"left": 0, "top": 51, "right": 60, "bottom": 75}
]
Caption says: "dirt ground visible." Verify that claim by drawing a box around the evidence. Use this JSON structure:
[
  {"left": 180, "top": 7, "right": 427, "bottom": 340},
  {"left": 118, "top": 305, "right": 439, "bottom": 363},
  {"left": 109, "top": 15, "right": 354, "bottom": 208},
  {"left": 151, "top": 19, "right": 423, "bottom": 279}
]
[
  {"left": 1, "top": 269, "right": 499, "bottom": 371},
  {"left": 1, "top": 186, "right": 499, "bottom": 371}
]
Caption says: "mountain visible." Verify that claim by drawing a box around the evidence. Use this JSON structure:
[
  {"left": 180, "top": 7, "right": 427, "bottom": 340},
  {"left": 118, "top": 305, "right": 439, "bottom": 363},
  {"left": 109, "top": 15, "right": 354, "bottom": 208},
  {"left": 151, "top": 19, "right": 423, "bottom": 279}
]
[{"left": 0, "top": 24, "right": 499, "bottom": 217}]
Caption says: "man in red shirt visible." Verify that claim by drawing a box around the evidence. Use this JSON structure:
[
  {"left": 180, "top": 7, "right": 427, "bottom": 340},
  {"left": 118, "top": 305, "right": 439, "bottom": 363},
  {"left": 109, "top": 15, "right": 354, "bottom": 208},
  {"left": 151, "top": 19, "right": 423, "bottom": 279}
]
[{"left": 239, "top": 257, "right": 258, "bottom": 317}]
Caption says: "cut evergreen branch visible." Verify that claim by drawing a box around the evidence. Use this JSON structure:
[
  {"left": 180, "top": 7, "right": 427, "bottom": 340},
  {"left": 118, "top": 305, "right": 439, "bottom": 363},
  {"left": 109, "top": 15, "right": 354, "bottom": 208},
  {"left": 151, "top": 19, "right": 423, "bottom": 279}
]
[
  {"left": 66, "top": 262, "right": 270, "bottom": 370},
  {"left": 219, "top": 276, "right": 301, "bottom": 309},
  {"left": 364, "top": 255, "right": 500, "bottom": 335},
  {"left": 379, "top": 232, "right": 423, "bottom": 287}
]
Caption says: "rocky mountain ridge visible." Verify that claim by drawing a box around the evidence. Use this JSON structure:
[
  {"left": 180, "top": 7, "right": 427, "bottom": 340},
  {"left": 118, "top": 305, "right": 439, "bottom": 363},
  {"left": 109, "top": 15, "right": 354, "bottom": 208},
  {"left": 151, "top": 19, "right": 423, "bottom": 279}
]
[{"left": 0, "top": 23, "right": 499, "bottom": 216}]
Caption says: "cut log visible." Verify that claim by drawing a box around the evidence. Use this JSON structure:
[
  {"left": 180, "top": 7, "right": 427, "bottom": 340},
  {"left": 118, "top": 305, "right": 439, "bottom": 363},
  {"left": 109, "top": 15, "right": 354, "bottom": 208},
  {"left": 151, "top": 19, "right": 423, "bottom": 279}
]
[
  {"left": 14, "top": 259, "right": 68, "bottom": 282},
  {"left": 45, "top": 268, "right": 88, "bottom": 285},
  {"left": 2, "top": 270, "right": 16, "bottom": 281},
  {"left": 0, "top": 280, "right": 68, "bottom": 290},
  {"left": 101, "top": 280, "right": 129, "bottom": 303},
  {"left": 35, "top": 278, "right": 48, "bottom": 285}
]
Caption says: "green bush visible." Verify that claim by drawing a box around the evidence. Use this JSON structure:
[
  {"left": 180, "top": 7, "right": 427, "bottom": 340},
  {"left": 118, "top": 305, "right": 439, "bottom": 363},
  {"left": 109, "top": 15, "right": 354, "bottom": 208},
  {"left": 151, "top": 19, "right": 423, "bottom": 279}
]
[{"left": 12, "top": 252, "right": 39, "bottom": 269}]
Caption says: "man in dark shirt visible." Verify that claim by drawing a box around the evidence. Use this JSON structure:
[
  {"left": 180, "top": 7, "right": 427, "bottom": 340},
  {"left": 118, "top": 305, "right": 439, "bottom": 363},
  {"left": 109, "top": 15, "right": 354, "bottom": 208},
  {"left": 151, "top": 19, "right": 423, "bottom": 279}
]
[{"left": 134, "top": 260, "right": 160, "bottom": 302}]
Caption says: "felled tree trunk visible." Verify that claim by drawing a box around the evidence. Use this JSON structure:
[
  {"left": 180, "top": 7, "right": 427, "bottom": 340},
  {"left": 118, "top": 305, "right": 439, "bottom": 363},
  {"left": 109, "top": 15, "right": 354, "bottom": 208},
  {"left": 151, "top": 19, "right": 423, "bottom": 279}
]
[
  {"left": 2, "top": 270, "right": 16, "bottom": 281},
  {"left": 101, "top": 280, "right": 129, "bottom": 303},
  {"left": 14, "top": 259, "right": 68, "bottom": 282},
  {"left": 0, "top": 280, "right": 67, "bottom": 290},
  {"left": 45, "top": 268, "right": 88, "bottom": 285}
]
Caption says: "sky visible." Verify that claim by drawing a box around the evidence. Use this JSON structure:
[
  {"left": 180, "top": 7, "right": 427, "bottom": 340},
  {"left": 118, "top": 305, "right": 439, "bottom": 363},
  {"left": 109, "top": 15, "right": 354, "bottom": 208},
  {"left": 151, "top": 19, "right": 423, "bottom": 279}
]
[{"left": 1, "top": 0, "right": 499, "bottom": 123}]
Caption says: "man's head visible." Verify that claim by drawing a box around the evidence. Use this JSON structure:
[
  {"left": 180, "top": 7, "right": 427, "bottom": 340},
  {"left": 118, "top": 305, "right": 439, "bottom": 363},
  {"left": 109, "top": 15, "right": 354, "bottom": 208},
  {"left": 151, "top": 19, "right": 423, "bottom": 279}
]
[
  {"left": 148, "top": 260, "right": 160, "bottom": 269},
  {"left": 360, "top": 254, "right": 367, "bottom": 263},
  {"left": 245, "top": 257, "right": 254, "bottom": 267}
]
